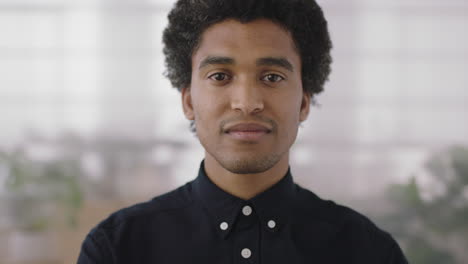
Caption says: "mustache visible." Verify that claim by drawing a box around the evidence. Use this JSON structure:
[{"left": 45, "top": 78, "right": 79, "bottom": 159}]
[{"left": 220, "top": 115, "right": 277, "bottom": 133}]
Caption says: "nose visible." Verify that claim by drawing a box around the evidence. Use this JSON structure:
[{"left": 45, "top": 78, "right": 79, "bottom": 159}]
[{"left": 230, "top": 78, "right": 264, "bottom": 115}]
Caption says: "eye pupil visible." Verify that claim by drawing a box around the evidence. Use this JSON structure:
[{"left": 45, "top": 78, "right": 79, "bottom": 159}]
[
  {"left": 266, "top": 74, "right": 281, "bottom": 82},
  {"left": 214, "top": 73, "right": 225, "bottom": 81}
]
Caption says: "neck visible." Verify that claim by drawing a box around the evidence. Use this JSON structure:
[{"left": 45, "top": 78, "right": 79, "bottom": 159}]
[{"left": 203, "top": 153, "right": 290, "bottom": 200}]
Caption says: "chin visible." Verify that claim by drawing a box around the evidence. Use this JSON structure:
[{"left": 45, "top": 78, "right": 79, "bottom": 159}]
[{"left": 215, "top": 153, "right": 282, "bottom": 174}]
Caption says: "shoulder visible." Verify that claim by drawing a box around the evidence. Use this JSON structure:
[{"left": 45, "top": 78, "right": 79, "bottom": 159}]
[
  {"left": 78, "top": 182, "right": 195, "bottom": 263},
  {"left": 88, "top": 181, "right": 194, "bottom": 240},
  {"left": 294, "top": 185, "right": 407, "bottom": 262},
  {"left": 294, "top": 184, "right": 390, "bottom": 237}
]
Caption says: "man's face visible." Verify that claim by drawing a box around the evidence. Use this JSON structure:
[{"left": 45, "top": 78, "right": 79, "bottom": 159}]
[{"left": 182, "top": 19, "right": 310, "bottom": 174}]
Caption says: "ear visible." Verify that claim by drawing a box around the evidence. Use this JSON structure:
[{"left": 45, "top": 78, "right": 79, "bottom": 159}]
[
  {"left": 299, "top": 92, "right": 311, "bottom": 122},
  {"left": 181, "top": 86, "right": 195, "bottom": 120}
]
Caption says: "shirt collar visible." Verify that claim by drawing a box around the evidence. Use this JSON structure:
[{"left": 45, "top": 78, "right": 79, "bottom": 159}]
[{"left": 192, "top": 160, "right": 297, "bottom": 240}]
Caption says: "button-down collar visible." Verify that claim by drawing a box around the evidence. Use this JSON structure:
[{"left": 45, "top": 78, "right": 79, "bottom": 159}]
[
  {"left": 192, "top": 161, "right": 296, "bottom": 239},
  {"left": 79, "top": 159, "right": 409, "bottom": 264}
]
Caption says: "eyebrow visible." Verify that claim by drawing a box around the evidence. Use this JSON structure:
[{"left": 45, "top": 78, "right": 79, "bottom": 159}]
[
  {"left": 198, "top": 56, "right": 294, "bottom": 72},
  {"left": 256, "top": 57, "right": 294, "bottom": 72},
  {"left": 199, "top": 56, "right": 235, "bottom": 69}
]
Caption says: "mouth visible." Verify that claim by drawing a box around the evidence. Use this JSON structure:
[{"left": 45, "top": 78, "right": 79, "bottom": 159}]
[{"left": 224, "top": 123, "right": 272, "bottom": 141}]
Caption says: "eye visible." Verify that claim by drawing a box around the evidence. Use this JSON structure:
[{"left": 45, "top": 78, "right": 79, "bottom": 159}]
[
  {"left": 208, "top": 72, "right": 231, "bottom": 82},
  {"left": 262, "top": 74, "right": 284, "bottom": 83}
]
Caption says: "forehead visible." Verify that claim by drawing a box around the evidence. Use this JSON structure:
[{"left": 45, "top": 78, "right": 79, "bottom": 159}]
[{"left": 192, "top": 19, "right": 300, "bottom": 68}]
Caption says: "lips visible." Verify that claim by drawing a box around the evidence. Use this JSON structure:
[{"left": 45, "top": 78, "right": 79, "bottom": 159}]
[
  {"left": 225, "top": 123, "right": 271, "bottom": 133},
  {"left": 224, "top": 123, "right": 272, "bottom": 141}
]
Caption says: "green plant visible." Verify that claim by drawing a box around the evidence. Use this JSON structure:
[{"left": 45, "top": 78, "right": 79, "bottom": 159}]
[
  {"left": 1, "top": 150, "right": 83, "bottom": 232},
  {"left": 379, "top": 145, "right": 468, "bottom": 264}
]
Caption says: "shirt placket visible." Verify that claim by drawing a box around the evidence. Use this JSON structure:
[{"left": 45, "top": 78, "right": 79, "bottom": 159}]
[{"left": 233, "top": 203, "right": 260, "bottom": 264}]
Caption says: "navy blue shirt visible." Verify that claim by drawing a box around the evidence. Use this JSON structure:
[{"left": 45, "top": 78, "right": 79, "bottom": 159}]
[{"left": 78, "top": 161, "right": 408, "bottom": 263}]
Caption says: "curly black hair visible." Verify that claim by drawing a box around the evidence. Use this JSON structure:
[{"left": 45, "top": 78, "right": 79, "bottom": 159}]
[{"left": 162, "top": 0, "right": 332, "bottom": 100}]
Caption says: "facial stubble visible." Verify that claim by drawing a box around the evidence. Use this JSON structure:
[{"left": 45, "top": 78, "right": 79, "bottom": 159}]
[{"left": 198, "top": 117, "right": 289, "bottom": 174}]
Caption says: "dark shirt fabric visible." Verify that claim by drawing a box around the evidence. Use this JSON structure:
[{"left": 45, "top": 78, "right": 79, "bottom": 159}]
[{"left": 78, "top": 161, "right": 408, "bottom": 264}]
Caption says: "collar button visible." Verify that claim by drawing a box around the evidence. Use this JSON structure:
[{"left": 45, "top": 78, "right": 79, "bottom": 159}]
[
  {"left": 220, "top": 221, "right": 229, "bottom": 230},
  {"left": 267, "top": 219, "right": 276, "bottom": 229},
  {"left": 242, "top": 205, "right": 253, "bottom": 216},
  {"left": 241, "top": 248, "right": 252, "bottom": 259}
]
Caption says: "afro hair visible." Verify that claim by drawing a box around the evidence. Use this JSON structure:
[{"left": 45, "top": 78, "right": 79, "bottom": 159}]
[{"left": 162, "top": 0, "right": 332, "bottom": 100}]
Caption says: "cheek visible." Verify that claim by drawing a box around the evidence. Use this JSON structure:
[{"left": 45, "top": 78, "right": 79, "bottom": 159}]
[
  {"left": 191, "top": 90, "right": 224, "bottom": 128},
  {"left": 274, "top": 93, "right": 303, "bottom": 120},
  {"left": 274, "top": 96, "right": 303, "bottom": 137}
]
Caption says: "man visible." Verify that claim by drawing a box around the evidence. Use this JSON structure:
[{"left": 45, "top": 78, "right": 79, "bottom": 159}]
[{"left": 78, "top": 0, "right": 408, "bottom": 263}]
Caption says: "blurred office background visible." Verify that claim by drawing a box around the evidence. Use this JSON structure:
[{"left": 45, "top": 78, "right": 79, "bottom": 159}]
[{"left": 0, "top": 0, "right": 467, "bottom": 263}]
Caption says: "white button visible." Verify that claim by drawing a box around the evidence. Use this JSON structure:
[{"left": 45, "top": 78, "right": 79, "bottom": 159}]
[
  {"left": 242, "top": 205, "right": 252, "bottom": 216},
  {"left": 241, "top": 248, "right": 252, "bottom": 259},
  {"left": 267, "top": 220, "right": 276, "bottom": 229},
  {"left": 220, "top": 222, "right": 228, "bottom": 230}
]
